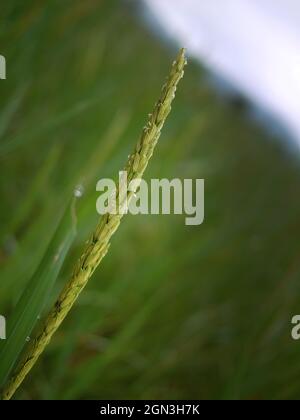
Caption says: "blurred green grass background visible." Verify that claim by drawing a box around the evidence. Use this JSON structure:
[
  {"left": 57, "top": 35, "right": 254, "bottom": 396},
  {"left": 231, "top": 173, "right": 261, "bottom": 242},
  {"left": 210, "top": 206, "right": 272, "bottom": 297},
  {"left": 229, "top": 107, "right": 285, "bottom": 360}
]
[{"left": 1, "top": 0, "right": 300, "bottom": 400}]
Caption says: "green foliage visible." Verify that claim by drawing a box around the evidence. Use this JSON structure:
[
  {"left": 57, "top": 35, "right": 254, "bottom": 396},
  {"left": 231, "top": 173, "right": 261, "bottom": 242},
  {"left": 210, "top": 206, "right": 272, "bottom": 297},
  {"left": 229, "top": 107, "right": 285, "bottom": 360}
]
[
  {"left": 0, "top": 49, "right": 186, "bottom": 400},
  {"left": 1, "top": 0, "right": 300, "bottom": 400},
  {"left": 0, "top": 198, "right": 77, "bottom": 388}
]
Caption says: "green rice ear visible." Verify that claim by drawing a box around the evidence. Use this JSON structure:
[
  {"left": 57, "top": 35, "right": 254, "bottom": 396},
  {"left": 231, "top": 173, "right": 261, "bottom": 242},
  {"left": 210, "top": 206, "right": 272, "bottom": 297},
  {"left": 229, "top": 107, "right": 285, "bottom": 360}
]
[{"left": 1, "top": 48, "right": 187, "bottom": 401}]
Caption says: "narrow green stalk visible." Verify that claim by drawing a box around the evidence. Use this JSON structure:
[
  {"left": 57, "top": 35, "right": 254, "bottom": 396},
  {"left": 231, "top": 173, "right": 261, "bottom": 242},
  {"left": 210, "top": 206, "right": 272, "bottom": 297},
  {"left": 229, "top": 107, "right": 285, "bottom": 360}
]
[{"left": 1, "top": 48, "right": 187, "bottom": 400}]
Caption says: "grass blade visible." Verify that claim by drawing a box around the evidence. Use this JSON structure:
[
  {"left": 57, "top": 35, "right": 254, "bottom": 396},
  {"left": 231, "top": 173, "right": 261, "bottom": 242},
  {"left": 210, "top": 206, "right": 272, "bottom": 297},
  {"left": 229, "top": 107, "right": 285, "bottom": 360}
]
[{"left": 0, "top": 196, "right": 78, "bottom": 388}]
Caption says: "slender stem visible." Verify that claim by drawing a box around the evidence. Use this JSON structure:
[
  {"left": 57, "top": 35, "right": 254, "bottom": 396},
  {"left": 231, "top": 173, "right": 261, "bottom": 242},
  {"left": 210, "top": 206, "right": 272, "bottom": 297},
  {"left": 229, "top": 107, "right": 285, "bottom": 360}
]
[{"left": 1, "top": 48, "right": 187, "bottom": 400}]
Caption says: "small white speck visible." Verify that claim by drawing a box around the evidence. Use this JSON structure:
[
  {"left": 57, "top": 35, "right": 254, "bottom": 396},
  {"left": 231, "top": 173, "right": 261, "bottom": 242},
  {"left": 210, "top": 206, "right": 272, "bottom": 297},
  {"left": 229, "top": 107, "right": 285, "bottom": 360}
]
[{"left": 74, "top": 184, "right": 84, "bottom": 198}]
